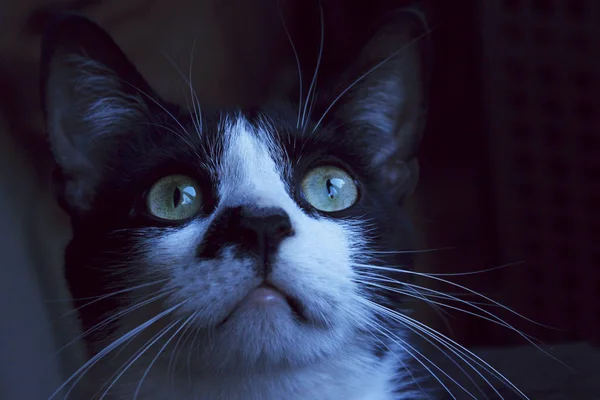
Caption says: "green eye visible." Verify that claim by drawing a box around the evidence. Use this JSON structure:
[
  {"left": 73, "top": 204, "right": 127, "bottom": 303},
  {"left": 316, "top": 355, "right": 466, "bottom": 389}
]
[
  {"left": 146, "top": 175, "right": 202, "bottom": 221},
  {"left": 301, "top": 166, "right": 358, "bottom": 212}
]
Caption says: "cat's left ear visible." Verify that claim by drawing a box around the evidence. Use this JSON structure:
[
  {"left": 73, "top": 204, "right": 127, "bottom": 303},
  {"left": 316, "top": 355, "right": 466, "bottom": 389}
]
[
  {"left": 319, "top": 9, "right": 430, "bottom": 203},
  {"left": 40, "top": 13, "right": 159, "bottom": 212}
]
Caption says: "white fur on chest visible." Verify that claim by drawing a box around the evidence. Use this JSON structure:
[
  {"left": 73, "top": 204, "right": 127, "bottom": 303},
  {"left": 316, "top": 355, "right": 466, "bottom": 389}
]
[{"left": 103, "top": 343, "right": 400, "bottom": 400}]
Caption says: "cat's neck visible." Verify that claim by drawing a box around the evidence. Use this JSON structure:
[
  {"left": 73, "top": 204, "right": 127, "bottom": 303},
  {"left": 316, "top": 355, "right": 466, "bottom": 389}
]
[{"left": 98, "top": 341, "right": 401, "bottom": 400}]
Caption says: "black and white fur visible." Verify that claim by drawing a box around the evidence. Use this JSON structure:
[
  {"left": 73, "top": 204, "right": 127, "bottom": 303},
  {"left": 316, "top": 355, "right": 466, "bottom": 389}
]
[{"left": 41, "top": 9, "right": 430, "bottom": 400}]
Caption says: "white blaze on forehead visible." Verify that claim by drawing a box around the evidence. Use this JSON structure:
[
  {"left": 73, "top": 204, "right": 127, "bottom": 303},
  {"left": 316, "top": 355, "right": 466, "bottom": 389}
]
[{"left": 218, "top": 117, "right": 292, "bottom": 210}]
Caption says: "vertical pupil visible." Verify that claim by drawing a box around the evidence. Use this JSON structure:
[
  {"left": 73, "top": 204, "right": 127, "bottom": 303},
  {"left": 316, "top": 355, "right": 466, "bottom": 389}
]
[
  {"left": 326, "top": 179, "right": 335, "bottom": 199},
  {"left": 172, "top": 186, "right": 182, "bottom": 207}
]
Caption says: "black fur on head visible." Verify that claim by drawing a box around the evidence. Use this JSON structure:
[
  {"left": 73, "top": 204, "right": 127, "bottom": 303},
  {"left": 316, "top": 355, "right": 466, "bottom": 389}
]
[{"left": 40, "top": 8, "right": 430, "bottom": 398}]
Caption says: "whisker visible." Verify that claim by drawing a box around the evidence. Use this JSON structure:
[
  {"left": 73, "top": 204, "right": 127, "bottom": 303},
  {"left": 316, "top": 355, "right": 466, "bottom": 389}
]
[
  {"left": 311, "top": 27, "right": 434, "bottom": 134},
  {"left": 96, "top": 320, "right": 180, "bottom": 399},
  {"left": 49, "top": 289, "right": 175, "bottom": 377},
  {"left": 277, "top": 0, "right": 303, "bottom": 129},
  {"left": 366, "top": 329, "right": 429, "bottom": 396},
  {"left": 366, "top": 299, "right": 530, "bottom": 399},
  {"left": 120, "top": 79, "right": 189, "bottom": 140},
  {"left": 113, "top": 75, "right": 211, "bottom": 169},
  {"left": 301, "top": 0, "right": 324, "bottom": 131},
  {"left": 48, "top": 300, "right": 187, "bottom": 400},
  {"left": 158, "top": 49, "right": 195, "bottom": 119},
  {"left": 187, "top": 39, "right": 204, "bottom": 139},
  {"left": 56, "top": 279, "right": 169, "bottom": 319},
  {"left": 357, "top": 272, "right": 455, "bottom": 322},
  {"left": 358, "top": 277, "right": 495, "bottom": 394},
  {"left": 360, "top": 275, "right": 543, "bottom": 344},
  {"left": 354, "top": 263, "right": 557, "bottom": 330},
  {"left": 187, "top": 326, "right": 202, "bottom": 386},
  {"left": 367, "top": 246, "right": 456, "bottom": 255},
  {"left": 367, "top": 278, "right": 504, "bottom": 309},
  {"left": 45, "top": 278, "right": 168, "bottom": 304},
  {"left": 407, "top": 287, "right": 458, "bottom": 340},
  {"left": 156, "top": 48, "right": 209, "bottom": 160},
  {"left": 391, "top": 315, "right": 491, "bottom": 399},
  {"left": 133, "top": 313, "right": 197, "bottom": 399},
  {"left": 363, "top": 317, "right": 471, "bottom": 400},
  {"left": 420, "top": 261, "right": 524, "bottom": 277},
  {"left": 380, "top": 275, "right": 458, "bottom": 337},
  {"left": 305, "top": 84, "right": 319, "bottom": 131},
  {"left": 140, "top": 121, "right": 204, "bottom": 162},
  {"left": 357, "top": 273, "right": 571, "bottom": 374},
  {"left": 358, "top": 270, "right": 498, "bottom": 307},
  {"left": 364, "top": 299, "right": 509, "bottom": 399},
  {"left": 167, "top": 314, "right": 198, "bottom": 381}
]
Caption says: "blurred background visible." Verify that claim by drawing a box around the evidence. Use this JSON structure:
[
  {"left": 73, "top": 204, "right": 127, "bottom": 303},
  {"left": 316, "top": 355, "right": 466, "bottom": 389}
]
[{"left": 0, "top": 0, "right": 598, "bottom": 399}]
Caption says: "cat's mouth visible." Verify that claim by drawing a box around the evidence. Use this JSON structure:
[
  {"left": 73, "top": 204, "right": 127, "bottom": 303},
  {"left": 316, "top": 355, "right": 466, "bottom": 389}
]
[{"left": 218, "top": 283, "right": 307, "bottom": 327}]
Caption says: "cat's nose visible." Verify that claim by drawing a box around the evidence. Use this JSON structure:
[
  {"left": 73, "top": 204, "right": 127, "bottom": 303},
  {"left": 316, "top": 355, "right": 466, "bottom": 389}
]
[
  {"left": 197, "top": 205, "right": 294, "bottom": 266},
  {"left": 238, "top": 206, "right": 294, "bottom": 250}
]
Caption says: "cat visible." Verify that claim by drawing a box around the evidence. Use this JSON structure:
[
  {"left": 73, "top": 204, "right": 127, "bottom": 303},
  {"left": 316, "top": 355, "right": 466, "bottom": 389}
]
[{"left": 40, "top": 9, "right": 431, "bottom": 400}]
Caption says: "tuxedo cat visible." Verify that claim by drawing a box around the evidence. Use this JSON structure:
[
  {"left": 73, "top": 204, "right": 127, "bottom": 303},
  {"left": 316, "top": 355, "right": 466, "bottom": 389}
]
[{"left": 41, "top": 9, "right": 433, "bottom": 400}]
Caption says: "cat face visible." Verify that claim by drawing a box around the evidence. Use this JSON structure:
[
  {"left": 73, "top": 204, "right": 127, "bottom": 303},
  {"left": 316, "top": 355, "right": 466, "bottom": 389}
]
[{"left": 41, "top": 12, "right": 427, "bottom": 377}]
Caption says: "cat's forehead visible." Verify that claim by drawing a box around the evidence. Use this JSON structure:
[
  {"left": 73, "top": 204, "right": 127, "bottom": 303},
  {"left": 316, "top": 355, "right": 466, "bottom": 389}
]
[
  {"left": 216, "top": 115, "right": 291, "bottom": 207},
  {"left": 219, "top": 115, "right": 282, "bottom": 174}
]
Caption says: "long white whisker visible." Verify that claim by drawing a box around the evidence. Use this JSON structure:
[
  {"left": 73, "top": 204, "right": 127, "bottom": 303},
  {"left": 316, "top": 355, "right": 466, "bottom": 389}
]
[
  {"left": 157, "top": 48, "right": 209, "bottom": 162},
  {"left": 365, "top": 246, "right": 456, "bottom": 255},
  {"left": 366, "top": 299, "right": 530, "bottom": 399},
  {"left": 360, "top": 270, "right": 521, "bottom": 308},
  {"left": 363, "top": 329, "right": 427, "bottom": 396},
  {"left": 357, "top": 273, "right": 458, "bottom": 342},
  {"left": 127, "top": 81, "right": 206, "bottom": 162},
  {"left": 312, "top": 27, "right": 433, "bottom": 134},
  {"left": 305, "top": 85, "right": 319, "bottom": 131},
  {"left": 400, "top": 286, "right": 559, "bottom": 360},
  {"left": 167, "top": 314, "right": 198, "bottom": 380},
  {"left": 158, "top": 49, "right": 195, "bottom": 123},
  {"left": 139, "top": 121, "right": 208, "bottom": 167},
  {"left": 365, "top": 300, "right": 506, "bottom": 399},
  {"left": 140, "top": 121, "right": 203, "bottom": 160},
  {"left": 48, "top": 301, "right": 187, "bottom": 400},
  {"left": 133, "top": 313, "right": 197, "bottom": 399},
  {"left": 187, "top": 327, "right": 202, "bottom": 386},
  {"left": 277, "top": 0, "right": 303, "bottom": 129},
  {"left": 361, "top": 275, "right": 547, "bottom": 347},
  {"left": 363, "top": 318, "right": 468, "bottom": 399},
  {"left": 364, "top": 276, "right": 501, "bottom": 309},
  {"left": 421, "top": 261, "right": 524, "bottom": 277},
  {"left": 359, "top": 271, "right": 499, "bottom": 307},
  {"left": 120, "top": 80, "right": 188, "bottom": 139},
  {"left": 57, "top": 279, "right": 169, "bottom": 319},
  {"left": 358, "top": 271, "right": 571, "bottom": 391},
  {"left": 50, "top": 288, "right": 174, "bottom": 367},
  {"left": 354, "top": 263, "right": 556, "bottom": 330},
  {"left": 363, "top": 295, "right": 505, "bottom": 399},
  {"left": 187, "top": 39, "right": 204, "bottom": 138},
  {"left": 301, "top": 0, "right": 324, "bottom": 131},
  {"left": 96, "top": 320, "right": 180, "bottom": 400}
]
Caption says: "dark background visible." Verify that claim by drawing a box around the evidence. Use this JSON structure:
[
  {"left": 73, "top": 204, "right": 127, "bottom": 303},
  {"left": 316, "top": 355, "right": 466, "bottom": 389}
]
[
  {"left": 0, "top": 0, "right": 598, "bottom": 398},
  {"left": 284, "top": 0, "right": 599, "bottom": 349}
]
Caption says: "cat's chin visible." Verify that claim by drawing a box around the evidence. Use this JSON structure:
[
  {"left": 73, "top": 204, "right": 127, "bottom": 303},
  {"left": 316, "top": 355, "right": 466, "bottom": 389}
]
[
  {"left": 176, "top": 289, "right": 346, "bottom": 371},
  {"left": 183, "top": 322, "right": 345, "bottom": 374}
]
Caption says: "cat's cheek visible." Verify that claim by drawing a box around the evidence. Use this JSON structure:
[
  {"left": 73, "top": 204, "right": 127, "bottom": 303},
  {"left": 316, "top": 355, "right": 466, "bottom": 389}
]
[
  {"left": 142, "top": 225, "right": 261, "bottom": 324},
  {"left": 141, "top": 220, "right": 210, "bottom": 268},
  {"left": 167, "top": 254, "right": 259, "bottom": 323},
  {"left": 271, "top": 216, "right": 365, "bottom": 327}
]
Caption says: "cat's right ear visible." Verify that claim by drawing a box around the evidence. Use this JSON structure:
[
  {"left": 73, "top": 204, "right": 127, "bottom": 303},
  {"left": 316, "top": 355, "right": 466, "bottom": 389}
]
[
  {"left": 311, "top": 8, "right": 431, "bottom": 205},
  {"left": 40, "top": 13, "right": 157, "bottom": 212}
]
